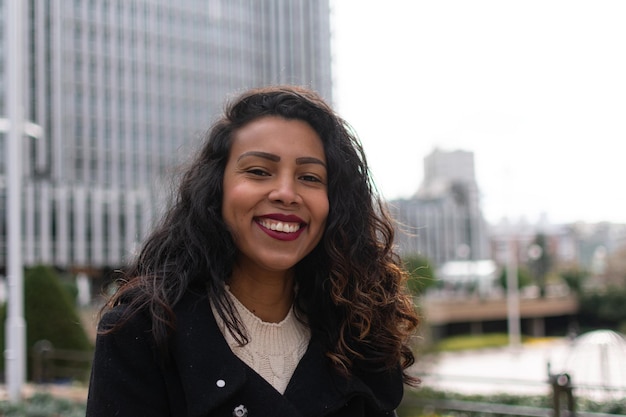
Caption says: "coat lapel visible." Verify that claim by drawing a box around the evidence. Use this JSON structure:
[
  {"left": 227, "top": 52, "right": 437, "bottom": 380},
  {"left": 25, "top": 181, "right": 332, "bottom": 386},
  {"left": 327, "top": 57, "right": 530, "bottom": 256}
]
[
  {"left": 285, "top": 340, "right": 404, "bottom": 416},
  {"left": 169, "top": 290, "right": 404, "bottom": 416},
  {"left": 171, "top": 290, "right": 248, "bottom": 417}
]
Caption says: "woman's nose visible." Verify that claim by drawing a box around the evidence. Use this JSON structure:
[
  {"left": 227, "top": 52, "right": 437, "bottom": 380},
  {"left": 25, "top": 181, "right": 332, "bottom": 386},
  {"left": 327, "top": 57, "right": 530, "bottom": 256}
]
[{"left": 268, "top": 177, "right": 301, "bottom": 205}]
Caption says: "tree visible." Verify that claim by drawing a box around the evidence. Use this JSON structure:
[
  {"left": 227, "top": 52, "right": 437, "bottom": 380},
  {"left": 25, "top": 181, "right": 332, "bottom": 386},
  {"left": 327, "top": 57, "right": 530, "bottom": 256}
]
[
  {"left": 560, "top": 267, "right": 588, "bottom": 295},
  {"left": 498, "top": 266, "right": 534, "bottom": 290},
  {"left": 403, "top": 254, "right": 436, "bottom": 296},
  {"left": 527, "top": 233, "right": 553, "bottom": 297},
  {"left": 0, "top": 265, "right": 92, "bottom": 379},
  {"left": 605, "top": 243, "right": 626, "bottom": 287},
  {"left": 579, "top": 286, "right": 626, "bottom": 331}
]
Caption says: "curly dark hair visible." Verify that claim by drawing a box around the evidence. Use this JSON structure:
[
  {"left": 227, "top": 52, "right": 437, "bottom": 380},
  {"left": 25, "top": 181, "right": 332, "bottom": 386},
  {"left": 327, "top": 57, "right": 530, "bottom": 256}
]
[{"left": 105, "top": 85, "right": 419, "bottom": 384}]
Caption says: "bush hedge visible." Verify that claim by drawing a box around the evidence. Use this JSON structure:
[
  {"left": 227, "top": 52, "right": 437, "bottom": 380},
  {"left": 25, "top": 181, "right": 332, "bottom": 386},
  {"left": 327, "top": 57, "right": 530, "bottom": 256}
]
[
  {"left": 398, "top": 387, "right": 626, "bottom": 417},
  {"left": 578, "top": 285, "right": 626, "bottom": 331},
  {"left": 0, "top": 392, "right": 86, "bottom": 417},
  {"left": 0, "top": 265, "right": 93, "bottom": 379}
]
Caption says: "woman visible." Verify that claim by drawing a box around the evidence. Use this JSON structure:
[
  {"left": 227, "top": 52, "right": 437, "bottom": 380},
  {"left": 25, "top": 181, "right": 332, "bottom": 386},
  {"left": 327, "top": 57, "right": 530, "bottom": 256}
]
[{"left": 86, "top": 86, "right": 420, "bottom": 416}]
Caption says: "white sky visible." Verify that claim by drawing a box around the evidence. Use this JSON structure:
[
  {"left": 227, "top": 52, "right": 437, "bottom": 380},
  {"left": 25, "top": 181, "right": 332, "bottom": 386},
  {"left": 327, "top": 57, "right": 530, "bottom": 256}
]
[{"left": 330, "top": 0, "right": 626, "bottom": 225}]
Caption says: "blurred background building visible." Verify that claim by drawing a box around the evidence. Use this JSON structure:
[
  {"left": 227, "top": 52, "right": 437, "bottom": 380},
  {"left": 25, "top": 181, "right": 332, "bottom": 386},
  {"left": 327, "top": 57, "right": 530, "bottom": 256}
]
[
  {"left": 390, "top": 148, "right": 490, "bottom": 266},
  {"left": 0, "top": 1, "right": 332, "bottom": 278}
]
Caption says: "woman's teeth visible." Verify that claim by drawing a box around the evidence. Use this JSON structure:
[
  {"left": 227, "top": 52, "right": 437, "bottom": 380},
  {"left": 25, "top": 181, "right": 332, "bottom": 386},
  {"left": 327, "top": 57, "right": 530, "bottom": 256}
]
[{"left": 258, "top": 219, "right": 301, "bottom": 233}]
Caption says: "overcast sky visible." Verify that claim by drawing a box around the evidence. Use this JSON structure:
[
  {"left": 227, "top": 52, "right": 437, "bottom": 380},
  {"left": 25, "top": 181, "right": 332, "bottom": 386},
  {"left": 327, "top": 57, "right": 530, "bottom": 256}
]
[{"left": 330, "top": 0, "right": 626, "bottom": 225}]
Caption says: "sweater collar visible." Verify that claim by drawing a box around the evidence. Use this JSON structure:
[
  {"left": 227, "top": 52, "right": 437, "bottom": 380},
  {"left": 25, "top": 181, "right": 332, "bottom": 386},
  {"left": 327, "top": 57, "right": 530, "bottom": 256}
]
[{"left": 171, "top": 290, "right": 403, "bottom": 417}]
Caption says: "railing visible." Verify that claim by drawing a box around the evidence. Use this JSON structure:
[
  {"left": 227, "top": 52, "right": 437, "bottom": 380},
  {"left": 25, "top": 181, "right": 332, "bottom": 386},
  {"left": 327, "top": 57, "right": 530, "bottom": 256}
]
[
  {"left": 401, "top": 372, "right": 626, "bottom": 417},
  {"left": 404, "top": 398, "right": 625, "bottom": 417},
  {"left": 31, "top": 340, "right": 93, "bottom": 383}
]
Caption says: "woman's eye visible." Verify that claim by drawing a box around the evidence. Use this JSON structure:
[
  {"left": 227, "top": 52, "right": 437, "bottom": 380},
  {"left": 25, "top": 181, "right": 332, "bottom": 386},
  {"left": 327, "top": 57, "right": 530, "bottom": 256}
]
[
  {"left": 300, "top": 174, "right": 322, "bottom": 183},
  {"left": 247, "top": 168, "right": 270, "bottom": 177}
]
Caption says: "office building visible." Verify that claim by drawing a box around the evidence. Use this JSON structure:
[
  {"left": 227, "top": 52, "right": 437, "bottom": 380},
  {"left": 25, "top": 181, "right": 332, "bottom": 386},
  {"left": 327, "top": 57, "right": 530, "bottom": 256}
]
[
  {"left": 389, "top": 149, "right": 490, "bottom": 266},
  {"left": 0, "top": 0, "right": 332, "bottom": 275}
]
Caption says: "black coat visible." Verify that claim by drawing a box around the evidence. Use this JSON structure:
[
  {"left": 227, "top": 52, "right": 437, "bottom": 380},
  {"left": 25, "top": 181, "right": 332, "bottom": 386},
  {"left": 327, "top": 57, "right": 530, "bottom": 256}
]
[{"left": 86, "top": 290, "right": 404, "bottom": 417}]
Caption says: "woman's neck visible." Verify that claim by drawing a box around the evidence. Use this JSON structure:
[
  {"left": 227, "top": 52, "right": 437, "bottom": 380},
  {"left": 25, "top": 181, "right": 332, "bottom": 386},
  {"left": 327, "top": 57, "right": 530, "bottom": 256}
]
[{"left": 228, "top": 265, "right": 295, "bottom": 323}]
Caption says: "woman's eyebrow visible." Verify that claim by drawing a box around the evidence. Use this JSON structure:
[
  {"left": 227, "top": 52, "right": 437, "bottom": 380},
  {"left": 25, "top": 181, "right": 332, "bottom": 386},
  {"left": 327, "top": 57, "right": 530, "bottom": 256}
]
[
  {"left": 296, "top": 157, "right": 326, "bottom": 167},
  {"left": 237, "top": 152, "right": 326, "bottom": 168},
  {"left": 237, "top": 151, "right": 280, "bottom": 162}
]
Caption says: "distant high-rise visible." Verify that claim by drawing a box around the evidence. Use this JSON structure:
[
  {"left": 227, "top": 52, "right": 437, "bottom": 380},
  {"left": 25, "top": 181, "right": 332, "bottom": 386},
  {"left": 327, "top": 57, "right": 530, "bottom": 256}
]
[
  {"left": 0, "top": 1, "right": 332, "bottom": 275},
  {"left": 390, "top": 149, "right": 489, "bottom": 266}
]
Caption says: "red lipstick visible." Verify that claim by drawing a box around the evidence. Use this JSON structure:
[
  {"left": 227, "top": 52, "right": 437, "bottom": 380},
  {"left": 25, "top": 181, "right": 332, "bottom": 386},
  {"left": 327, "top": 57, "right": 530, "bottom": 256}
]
[
  {"left": 255, "top": 214, "right": 306, "bottom": 241},
  {"left": 262, "top": 213, "right": 304, "bottom": 223}
]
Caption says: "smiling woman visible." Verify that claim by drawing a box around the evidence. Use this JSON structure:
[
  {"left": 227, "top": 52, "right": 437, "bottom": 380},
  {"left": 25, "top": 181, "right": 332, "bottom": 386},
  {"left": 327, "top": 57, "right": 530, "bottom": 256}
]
[
  {"left": 222, "top": 116, "right": 329, "bottom": 283},
  {"left": 86, "top": 86, "right": 420, "bottom": 417}
]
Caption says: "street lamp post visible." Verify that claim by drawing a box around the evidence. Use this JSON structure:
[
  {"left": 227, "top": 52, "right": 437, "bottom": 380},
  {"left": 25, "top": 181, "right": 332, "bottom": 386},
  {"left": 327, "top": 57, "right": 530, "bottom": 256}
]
[
  {"left": 506, "top": 227, "right": 521, "bottom": 349},
  {"left": 0, "top": 122, "right": 41, "bottom": 403},
  {"left": 2, "top": 0, "right": 36, "bottom": 403}
]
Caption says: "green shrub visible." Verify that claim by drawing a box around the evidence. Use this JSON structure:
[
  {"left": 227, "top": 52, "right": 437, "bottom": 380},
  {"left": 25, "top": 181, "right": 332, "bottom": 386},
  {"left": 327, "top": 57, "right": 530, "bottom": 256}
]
[
  {"left": 433, "top": 333, "right": 527, "bottom": 352},
  {"left": 60, "top": 279, "right": 79, "bottom": 305},
  {"left": 0, "top": 265, "right": 93, "bottom": 380},
  {"left": 404, "top": 255, "right": 437, "bottom": 296},
  {"left": 578, "top": 286, "right": 626, "bottom": 330},
  {"left": 398, "top": 387, "right": 550, "bottom": 417},
  {"left": 559, "top": 268, "right": 588, "bottom": 295},
  {"left": 0, "top": 392, "right": 86, "bottom": 417},
  {"left": 398, "top": 387, "right": 626, "bottom": 416},
  {"left": 498, "top": 266, "right": 533, "bottom": 290}
]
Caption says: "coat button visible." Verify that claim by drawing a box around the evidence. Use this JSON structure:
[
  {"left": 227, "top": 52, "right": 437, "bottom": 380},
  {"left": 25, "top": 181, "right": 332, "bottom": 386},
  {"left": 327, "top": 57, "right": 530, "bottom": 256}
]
[
  {"left": 216, "top": 379, "right": 226, "bottom": 388},
  {"left": 232, "top": 404, "right": 248, "bottom": 417}
]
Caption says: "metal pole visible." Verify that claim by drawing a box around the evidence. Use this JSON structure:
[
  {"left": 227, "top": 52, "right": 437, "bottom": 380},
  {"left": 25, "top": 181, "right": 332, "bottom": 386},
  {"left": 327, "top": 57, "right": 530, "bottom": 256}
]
[
  {"left": 506, "top": 230, "right": 521, "bottom": 348},
  {"left": 5, "top": 0, "right": 27, "bottom": 402}
]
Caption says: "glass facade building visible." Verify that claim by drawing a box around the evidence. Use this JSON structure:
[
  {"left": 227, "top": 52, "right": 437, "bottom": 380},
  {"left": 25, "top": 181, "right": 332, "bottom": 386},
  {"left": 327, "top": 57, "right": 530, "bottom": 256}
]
[
  {"left": 1, "top": 0, "right": 332, "bottom": 275},
  {"left": 390, "top": 149, "right": 490, "bottom": 267}
]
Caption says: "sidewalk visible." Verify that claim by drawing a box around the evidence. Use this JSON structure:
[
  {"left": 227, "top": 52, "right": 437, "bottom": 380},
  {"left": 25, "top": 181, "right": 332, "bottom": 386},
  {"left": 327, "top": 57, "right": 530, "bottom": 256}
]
[
  {"left": 412, "top": 338, "right": 571, "bottom": 396},
  {"left": 0, "top": 383, "right": 88, "bottom": 403}
]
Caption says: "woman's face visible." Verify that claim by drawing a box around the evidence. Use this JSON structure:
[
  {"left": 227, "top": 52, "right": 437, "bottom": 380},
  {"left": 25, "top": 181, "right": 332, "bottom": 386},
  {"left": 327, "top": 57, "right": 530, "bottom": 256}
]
[{"left": 222, "top": 116, "right": 329, "bottom": 275}]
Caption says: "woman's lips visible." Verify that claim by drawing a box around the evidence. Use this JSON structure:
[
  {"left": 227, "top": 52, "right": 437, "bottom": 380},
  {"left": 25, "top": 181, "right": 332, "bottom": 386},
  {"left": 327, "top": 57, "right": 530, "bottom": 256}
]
[
  {"left": 255, "top": 214, "right": 306, "bottom": 241},
  {"left": 258, "top": 219, "right": 301, "bottom": 233}
]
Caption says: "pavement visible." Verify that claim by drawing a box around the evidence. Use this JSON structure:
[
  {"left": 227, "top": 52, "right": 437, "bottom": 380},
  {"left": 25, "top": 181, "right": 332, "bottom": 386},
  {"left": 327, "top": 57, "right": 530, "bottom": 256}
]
[
  {"left": 413, "top": 339, "right": 567, "bottom": 396},
  {"left": 0, "top": 382, "right": 88, "bottom": 403},
  {"left": 412, "top": 337, "right": 626, "bottom": 401}
]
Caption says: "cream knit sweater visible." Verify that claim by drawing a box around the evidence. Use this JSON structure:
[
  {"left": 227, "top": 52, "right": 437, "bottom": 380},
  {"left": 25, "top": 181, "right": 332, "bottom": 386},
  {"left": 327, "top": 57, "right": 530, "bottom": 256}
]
[{"left": 211, "top": 289, "right": 311, "bottom": 394}]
